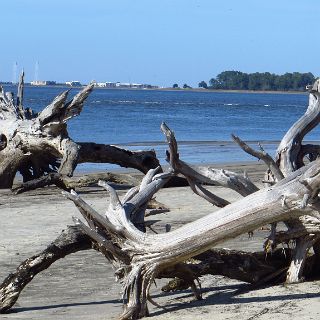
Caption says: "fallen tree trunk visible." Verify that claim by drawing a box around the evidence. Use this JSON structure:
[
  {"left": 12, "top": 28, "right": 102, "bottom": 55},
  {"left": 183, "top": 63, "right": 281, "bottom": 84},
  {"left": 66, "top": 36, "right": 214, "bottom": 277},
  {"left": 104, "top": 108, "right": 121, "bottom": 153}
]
[
  {"left": 11, "top": 171, "right": 142, "bottom": 194},
  {"left": 229, "top": 81, "right": 320, "bottom": 284},
  {"left": 2, "top": 226, "right": 315, "bottom": 315},
  {"left": 77, "top": 143, "right": 160, "bottom": 174},
  {"left": 63, "top": 155, "right": 320, "bottom": 319},
  {"left": 2, "top": 80, "right": 320, "bottom": 319},
  {"left": 0, "top": 75, "right": 160, "bottom": 189},
  {"left": 2, "top": 162, "right": 320, "bottom": 317},
  {"left": 273, "top": 81, "right": 320, "bottom": 283},
  {"left": 160, "top": 248, "right": 291, "bottom": 291}
]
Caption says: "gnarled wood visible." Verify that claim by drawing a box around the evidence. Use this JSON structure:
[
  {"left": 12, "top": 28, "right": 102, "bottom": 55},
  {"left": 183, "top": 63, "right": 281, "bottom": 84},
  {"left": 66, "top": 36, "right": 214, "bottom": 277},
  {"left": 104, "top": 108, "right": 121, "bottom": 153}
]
[
  {"left": 232, "top": 134, "right": 284, "bottom": 183},
  {"left": 0, "top": 77, "right": 160, "bottom": 189},
  {"left": 161, "top": 123, "right": 259, "bottom": 198},
  {"left": 78, "top": 142, "right": 160, "bottom": 174},
  {"left": 276, "top": 80, "right": 320, "bottom": 175},
  {"left": 3, "top": 80, "right": 320, "bottom": 319},
  {"left": 232, "top": 82, "right": 320, "bottom": 283},
  {"left": 12, "top": 172, "right": 141, "bottom": 194},
  {"left": 67, "top": 155, "right": 320, "bottom": 319},
  {"left": 274, "top": 81, "right": 320, "bottom": 283},
  {"left": 62, "top": 115, "right": 320, "bottom": 318}
]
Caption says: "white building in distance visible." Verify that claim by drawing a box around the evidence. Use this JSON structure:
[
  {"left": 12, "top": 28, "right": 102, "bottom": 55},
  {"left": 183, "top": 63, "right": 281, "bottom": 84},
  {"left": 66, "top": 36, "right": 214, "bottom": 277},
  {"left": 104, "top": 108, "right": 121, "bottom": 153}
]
[
  {"left": 31, "top": 80, "right": 56, "bottom": 86},
  {"left": 91, "top": 80, "right": 158, "bottom": 89},
  {"left": 66, "top": 81, "right": 82, "bottom": 87}
]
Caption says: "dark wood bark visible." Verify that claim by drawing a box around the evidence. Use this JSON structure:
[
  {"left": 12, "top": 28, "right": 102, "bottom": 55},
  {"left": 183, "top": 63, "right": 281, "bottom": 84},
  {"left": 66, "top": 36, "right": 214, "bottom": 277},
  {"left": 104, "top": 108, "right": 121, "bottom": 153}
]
[
  {"left": 160, "top": 248, "right": 291, "bottom": 292},
  {"left": 12, "top": 172, "right": 141, "bottom": 194},
  {"left": 78, "top": 142, "right": 160, "bottom": 174},
  {"left": 0, "top": 226, "right": 92, "bottom": 313}
]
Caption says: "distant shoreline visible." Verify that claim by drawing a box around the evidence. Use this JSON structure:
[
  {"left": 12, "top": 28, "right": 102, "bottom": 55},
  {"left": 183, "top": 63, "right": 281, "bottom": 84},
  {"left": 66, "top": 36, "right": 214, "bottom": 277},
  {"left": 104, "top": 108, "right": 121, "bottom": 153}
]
[
  {"left": 1, "top": 83, "right": 308, "bottom": 95},
  {"left": 156, "top": 87, "right": 308, "bottom": 95}
]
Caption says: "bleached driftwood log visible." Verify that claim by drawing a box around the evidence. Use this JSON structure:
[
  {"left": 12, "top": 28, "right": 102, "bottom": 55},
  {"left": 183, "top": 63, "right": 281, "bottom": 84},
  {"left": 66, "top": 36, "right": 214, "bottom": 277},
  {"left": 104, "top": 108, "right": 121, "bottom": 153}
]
[
  {"left": 2, "top": 80, "right": 320, "bottom": 319},
  {"left": 161, "top": 123, "right": 259, "bottom": 199},
  {"left": 0, "top": 74, "right": 160, "bottom": 189},
  {"left": 63, "top": 152, "right": 320, "bottom": 319},
  {"left": 228, "top": 82, "right": 320, "bottom": 283},
  {"left": 272, "top": 81, "right": 320, "bottom": 283},
  {"left": 276, "top": 81, "right": 320, "bottom": 174},
  {"left": 1, "top": 227, "right": 304, "bottom": 314}
]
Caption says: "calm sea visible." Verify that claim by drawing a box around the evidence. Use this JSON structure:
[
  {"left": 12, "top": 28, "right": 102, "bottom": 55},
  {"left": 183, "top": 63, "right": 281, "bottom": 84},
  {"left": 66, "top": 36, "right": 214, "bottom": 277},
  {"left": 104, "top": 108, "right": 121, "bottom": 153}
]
[{"left": 4, "top": 85, "right": 317, "bottom": 172}]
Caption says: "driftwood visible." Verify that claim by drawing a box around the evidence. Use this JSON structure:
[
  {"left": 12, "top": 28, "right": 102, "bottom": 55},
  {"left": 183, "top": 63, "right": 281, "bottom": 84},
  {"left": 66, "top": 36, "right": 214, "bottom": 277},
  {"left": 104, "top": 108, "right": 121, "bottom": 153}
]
[
  {"left": 2, "top": 80, "right": 320, "bottom": 319},
  {"left": 0, "top": 226, "right": 92, "bottom": 313},
  {"left": 0, "top": 73, "right": 160, "bottom": 189},
  {"left": 12, "top": 172, "right": 142, "bottom": 194},
  {"left": 31, "top": 151, "right": 317, "bottom": 319},
  {"left": 0, "top": 226, "right": 308, "bottom": 314}
]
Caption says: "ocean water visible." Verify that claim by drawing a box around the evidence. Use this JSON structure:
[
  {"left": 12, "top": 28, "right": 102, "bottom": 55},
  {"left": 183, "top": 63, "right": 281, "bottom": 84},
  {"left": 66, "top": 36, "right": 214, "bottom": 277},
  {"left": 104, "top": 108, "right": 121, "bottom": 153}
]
[{"left": 4, "top": 85, "right": 317, "bottom": 171}]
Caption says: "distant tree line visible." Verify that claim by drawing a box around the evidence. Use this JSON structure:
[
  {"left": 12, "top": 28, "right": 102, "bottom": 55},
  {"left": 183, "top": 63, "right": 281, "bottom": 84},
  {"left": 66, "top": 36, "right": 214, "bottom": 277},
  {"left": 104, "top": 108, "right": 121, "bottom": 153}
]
[{"left": 198, "top": 71, "right": 316, "bottom": 91}]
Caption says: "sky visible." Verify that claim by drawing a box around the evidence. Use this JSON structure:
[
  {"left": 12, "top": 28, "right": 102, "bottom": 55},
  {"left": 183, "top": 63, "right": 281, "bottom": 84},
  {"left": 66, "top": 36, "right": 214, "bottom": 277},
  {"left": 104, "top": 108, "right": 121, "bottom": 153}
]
[{"left": 1, "top": 0, "right": 320, "bottom": 87}]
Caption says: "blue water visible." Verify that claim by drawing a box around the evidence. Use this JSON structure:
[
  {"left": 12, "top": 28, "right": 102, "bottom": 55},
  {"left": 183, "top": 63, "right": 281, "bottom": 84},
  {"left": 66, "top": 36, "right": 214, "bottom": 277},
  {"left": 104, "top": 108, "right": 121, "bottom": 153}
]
[{"left": 4, "top": 85, "right": 316, "bottom": 171}]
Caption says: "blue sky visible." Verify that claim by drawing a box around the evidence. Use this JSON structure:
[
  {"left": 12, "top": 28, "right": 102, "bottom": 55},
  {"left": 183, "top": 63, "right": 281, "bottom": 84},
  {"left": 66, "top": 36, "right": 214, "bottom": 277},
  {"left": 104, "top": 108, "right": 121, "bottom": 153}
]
[{"left": 1, "top": 0, "right": 319, "bottom": 87}]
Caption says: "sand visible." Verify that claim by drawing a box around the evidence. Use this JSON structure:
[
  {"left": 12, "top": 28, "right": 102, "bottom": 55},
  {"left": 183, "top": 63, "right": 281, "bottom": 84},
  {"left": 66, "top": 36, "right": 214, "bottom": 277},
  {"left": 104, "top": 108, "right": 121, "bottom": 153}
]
[{"left": 1, "top": 162, "right": 320, "bottom": 319}]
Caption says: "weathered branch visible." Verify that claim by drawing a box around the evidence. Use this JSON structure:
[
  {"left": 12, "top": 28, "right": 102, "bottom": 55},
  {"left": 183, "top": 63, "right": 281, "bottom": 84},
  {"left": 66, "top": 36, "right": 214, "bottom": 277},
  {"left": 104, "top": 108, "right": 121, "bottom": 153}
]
[
  {"left": 78, "top": 142, "right": 160, "bottom": 174},
  {"left": 38, "top": 90, "right": 69, "bottom": 125},
  {"left": 286, "top": 235, "right": 318, "bottom": 283},
  {"left": 0, "top": 226, "right": 92, "bottom": 313},
  {"left": 12, "top": 171, "right": 141, "bottom": 194},
  {"left": 276, "top": 79, "right": 320, "bottom": 175},
  {"left": 161, "top": 122, "right": 259, "bottom": 198},
  {"left": 67, "top": 154, "right": 320, "bottom": 318},
  {"left": 231, "top": 83, "right": 320, "bottom": 283},
  {"left": 232, "top": 134, "right": 284, "bottom": 182},
  {"left": 0, "top": 87, "right": 18, "bottom": 120},
  {"left": 160, "top": 248, "right": 292, "bottom": 290},
  {"left": 16, "top": 71, "right": 25, "bottom": 119},
  {"left": 273, "top": 81, "right": 320, "bottom": 282},
  {"left": 58, "top": 139, "right": 80, "bottom": 176}
]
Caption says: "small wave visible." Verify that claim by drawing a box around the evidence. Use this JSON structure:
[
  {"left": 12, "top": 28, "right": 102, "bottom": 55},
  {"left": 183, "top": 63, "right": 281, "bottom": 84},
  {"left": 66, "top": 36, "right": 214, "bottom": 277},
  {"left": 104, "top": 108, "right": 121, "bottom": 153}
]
[
  {"left": 118, "top": 100, "right": 136, "bottom": 103},
  {"left": 144, "top": 101, "right": 163, "bottom": 105},
  {"left": 90, "top": 100, "right": 138, "bottom": 105},
  {"left": 277, "top": 104, "right": 305, "bottom": 108},
  {"left": 172, "top": 102, "right": 194, "bottom": 105},
  {"left": 224, "top": 103, "right": 240, "bottom": 106},
  {"left": 264, "top": 104, "right": 270, "bottom": 107}
]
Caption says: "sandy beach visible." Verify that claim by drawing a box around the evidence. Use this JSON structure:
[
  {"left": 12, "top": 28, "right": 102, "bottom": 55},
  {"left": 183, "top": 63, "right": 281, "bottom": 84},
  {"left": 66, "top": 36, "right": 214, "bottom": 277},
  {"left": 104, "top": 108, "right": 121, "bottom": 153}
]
[{"left": 1, "top": 161, "right": 320, "bottom": 320}]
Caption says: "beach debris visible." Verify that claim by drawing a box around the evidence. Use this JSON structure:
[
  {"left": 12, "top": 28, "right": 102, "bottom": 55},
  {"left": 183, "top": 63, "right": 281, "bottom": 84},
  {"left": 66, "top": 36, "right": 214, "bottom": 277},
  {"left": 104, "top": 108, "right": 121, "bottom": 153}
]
[
  {"left": 2, "top": 79, "right": 320, "bottom": 319},
  {"left": 0, "top": 73, "right": 160, "bottom": 190}
]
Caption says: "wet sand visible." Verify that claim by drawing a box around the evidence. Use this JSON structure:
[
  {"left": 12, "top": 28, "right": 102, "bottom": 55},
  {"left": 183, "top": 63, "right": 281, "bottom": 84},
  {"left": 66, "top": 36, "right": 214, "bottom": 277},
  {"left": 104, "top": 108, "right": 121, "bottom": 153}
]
[{"left": 1, "top": 162, "right": 320, "bottom": 319}]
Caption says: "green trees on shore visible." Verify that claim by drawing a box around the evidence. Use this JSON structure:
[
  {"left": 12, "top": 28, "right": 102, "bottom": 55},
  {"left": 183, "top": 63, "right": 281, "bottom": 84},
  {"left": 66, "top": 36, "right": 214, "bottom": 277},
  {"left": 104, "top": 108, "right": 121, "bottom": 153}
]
[
  {"left": 205, "top": 71, "right": 315, "bottom": 91},
  {"left": 173, "top": 71, "right": 315, "bottom": 91},
  {"left": 198, "top": 80, "right": 208, "bottom": 89}
]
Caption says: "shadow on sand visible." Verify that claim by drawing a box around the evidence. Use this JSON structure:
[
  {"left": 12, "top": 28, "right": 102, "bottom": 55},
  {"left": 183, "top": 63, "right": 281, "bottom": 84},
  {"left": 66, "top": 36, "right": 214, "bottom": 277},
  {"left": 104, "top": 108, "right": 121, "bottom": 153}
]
[
  {"left": 9, "top": 299, "right": 122, "bottom": 313},
  {"left": 151, "top": 282, "right": 320, "bottom": 317}
]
